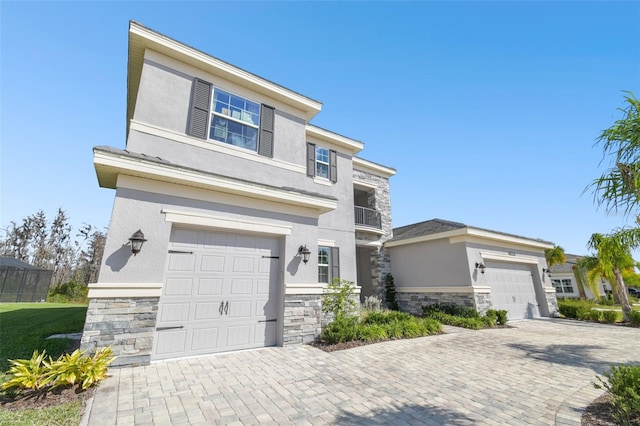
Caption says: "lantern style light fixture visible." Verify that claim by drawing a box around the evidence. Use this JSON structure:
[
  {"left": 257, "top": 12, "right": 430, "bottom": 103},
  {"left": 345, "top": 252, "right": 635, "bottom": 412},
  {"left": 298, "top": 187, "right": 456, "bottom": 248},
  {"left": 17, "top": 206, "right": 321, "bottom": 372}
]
[
  {"left": 543, "top": 268, "right": 552, "bottom": 278},
  {"left": 475, "top": 262, "right": 486, "bottom": 274},
  {"left": 298, "top": 245, "right": 311, "bottom": 264},
  {"left": 129, "top": 230, "right": 147, "bottom": 256}
]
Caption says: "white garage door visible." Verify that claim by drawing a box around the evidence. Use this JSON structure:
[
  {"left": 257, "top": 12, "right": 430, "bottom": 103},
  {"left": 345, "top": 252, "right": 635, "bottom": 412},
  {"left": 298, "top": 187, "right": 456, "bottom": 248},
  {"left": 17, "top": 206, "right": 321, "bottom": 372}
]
[
  {"left": 484, "top": 261, "right": 540, "bottom": 320},
  {"left": 152, "top": 228, "right": 280, "bottom": 361}
]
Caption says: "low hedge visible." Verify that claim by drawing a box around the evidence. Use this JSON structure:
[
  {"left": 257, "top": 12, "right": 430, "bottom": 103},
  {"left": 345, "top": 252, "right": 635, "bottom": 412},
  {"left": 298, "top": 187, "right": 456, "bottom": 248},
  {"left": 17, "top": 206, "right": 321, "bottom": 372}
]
[{"left": 321, "top": 311, "right": 442, "bottom": 344}]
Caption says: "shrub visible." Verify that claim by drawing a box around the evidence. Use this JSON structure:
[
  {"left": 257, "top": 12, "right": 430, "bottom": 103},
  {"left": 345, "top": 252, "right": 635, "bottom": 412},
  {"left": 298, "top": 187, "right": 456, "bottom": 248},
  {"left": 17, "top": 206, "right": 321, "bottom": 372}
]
[
  {"left": 588, "top": 310, "right": 603, "bottom": 322},
  {"left": 47, "top": 279, "right": 88, "bottom": 304},
  {"left": 423, "top": 304, "right": 479, "bottom": 318},
  {"left": 321, "top": 316, "right": 359, "bottom": 343},
  {"left": 362, "top": 311, "right": 413, "bottom": 325},
  {"left": 356, "top": 324, "right": 388, "bottom": 342},
  {"left": 322, "top": 279, "right": 358, "bottom": 320},
  {"left": 595, "top": 364, "right": 640, "bottom": 425},
  {"left": 422, "top": 318, "right": 442, "bottom": 334},
  {"left": 558, "top": 299, "right": 595, "bottom": 319},
  {"left": 423, "top": 308, "right": 502, "bottom": 330},
  {"left": 361, "top": 295, "right": 383, "bottom": 313},
  {"left": 598, "top": 295, "right": 616, "bottom": 306},
  {"left": 601, "top": 310, "right": 620, "bottom": 324},
  {"left": 1, "top": 350, "right": 52, "bottom": 391},
  {"left": 629, "top": 311, "right": 640, "bottom": 326},
  {"left": 1, "top": 347, "right": 115, "bottom": 392},
  {"left": 384, "top": 273, "right": 398, "bottom": 310}
]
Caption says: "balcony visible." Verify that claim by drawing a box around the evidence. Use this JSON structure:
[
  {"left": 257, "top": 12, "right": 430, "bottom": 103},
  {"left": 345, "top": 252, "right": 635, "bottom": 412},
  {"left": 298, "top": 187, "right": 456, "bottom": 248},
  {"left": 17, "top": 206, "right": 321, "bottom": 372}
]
[{"left": 354, "top": 206, "right": 381, "bottom": 229}]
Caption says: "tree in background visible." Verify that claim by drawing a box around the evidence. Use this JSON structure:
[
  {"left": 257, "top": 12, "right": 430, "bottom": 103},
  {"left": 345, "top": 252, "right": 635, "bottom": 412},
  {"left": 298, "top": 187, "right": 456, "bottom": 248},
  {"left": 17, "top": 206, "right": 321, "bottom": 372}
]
[
  {"left": 588, "top": 92, "right": 640, "bottom": 320},
  {"left": 586, "top": 233, "right": 634, "bottom": 321},
  {"left": 0, "top": 208, "right": 105, "bottom": 287},
  {"left": 544, "top": 245, "right": 566, "bottom": 268}
]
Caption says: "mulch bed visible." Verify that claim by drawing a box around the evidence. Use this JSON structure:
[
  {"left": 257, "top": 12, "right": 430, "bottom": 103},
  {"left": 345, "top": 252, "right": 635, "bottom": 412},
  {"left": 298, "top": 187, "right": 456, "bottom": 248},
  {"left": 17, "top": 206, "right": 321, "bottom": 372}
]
[{"left": 0, "top": 384, "right": 94, "bottom": 411}]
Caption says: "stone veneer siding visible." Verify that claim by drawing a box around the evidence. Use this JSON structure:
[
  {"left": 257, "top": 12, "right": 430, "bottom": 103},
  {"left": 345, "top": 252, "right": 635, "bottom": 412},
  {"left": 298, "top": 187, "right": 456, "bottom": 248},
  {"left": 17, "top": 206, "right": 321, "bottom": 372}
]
[
  {"left": 353, "top": 168, "right": 393, "bottom": 300},
  {"left": 283, "top": 294, "right": 323, "bottom": 345},
  {"left": 397, "top": 292, "right": 477, "bottom": 315},
  {"left": 81, "top": 297, "right": 158, "bottom": 367},
  {"left": 545, "top": 291, "right": 559, "bottom": 315}
]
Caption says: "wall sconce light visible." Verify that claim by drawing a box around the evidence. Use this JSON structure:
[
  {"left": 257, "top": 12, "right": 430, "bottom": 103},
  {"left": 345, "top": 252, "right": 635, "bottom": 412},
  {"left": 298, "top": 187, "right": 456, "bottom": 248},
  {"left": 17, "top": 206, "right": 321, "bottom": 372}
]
[
  {"left": 129, "top": 230, "right": 147, "bottom": 256},
  {"left": 298, "top": 245, "right": 311, "bottom": 264},
  {"left": 543, "top": 268, "right": 552, "bottom": 278},
  {"left": 475, "top": 262, "right": 486, "bottom": 274}
]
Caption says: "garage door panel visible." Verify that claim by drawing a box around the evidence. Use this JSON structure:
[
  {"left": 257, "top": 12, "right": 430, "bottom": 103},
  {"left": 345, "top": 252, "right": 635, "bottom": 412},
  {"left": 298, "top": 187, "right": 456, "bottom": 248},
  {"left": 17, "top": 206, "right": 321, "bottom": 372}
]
[
  {"left": 254, "top": 323, "right": 277, "bottom": 345},
  {"left": 228, "top": 301, "right": 252, "bottom": 319},
  {"left": 196, "top": 278, "right": 223, "bottom": 295},
  {"left": 194, "top": 302, "right": 223, "bottom": 320},
  {"left": 168, "top": 254, "right": 196, "bottom": 271},
  {"left": 233, "top": 257, "right": 255, "bottom": 273},
  {"left": 191, "top": 328, "right": 219, "bottom": 350},
  {"left": 234, "top": 235, "right": 258, "bottom": 252},
  {"left": 225, "top": 325, "right": 251, "bottom": 346},
  {"left": 171, "top": 229, "right": 199, "bottom": 247},
  {"left": 256, "top": 279, "right": 270, "bottom": 294},
  {"left": 255, "top": 298, "right": 277, "bottom": 317},
  {"left": 158, "top": 303, "right": 190, "bottom": 322},
  {"left": 230, "top": 278, "right": 253, "bottom": 294},
  {"left": 155, "top": 329, "right": 188, "bottom": 356},
  {"left": 202, "top": 232, "right": 227, "bottom": 250},
  {"left": 164, "top": 278, "right": 193, "bottom": 296},
  {"left": 200, "top": 255, "right": 225, "bottom": 272}
]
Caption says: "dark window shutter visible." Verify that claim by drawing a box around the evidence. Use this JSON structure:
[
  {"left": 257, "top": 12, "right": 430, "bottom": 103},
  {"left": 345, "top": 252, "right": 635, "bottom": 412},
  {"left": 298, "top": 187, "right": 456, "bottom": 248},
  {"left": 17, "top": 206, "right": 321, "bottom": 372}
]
[
  {"left": 329, "top": 150, "right": 338, "bottom": 183},
  {"left": 331, "top": 247, "right": 340, "bottom": 282},
  {"left": 187, "top": 78, "right": 212, "bottom": 139},
  {"left": 307, "top": 143, "right": 316, "bottom": 177},
  {"left": 258, "top": 104, "right": 275, "bottom": 157}
]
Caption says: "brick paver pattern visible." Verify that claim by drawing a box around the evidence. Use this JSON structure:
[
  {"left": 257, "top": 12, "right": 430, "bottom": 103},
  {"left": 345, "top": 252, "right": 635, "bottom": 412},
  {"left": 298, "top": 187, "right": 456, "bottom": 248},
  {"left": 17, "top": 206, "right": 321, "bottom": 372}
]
[{"left": 85, "top": 319, "right": 639, "bottom": 425}]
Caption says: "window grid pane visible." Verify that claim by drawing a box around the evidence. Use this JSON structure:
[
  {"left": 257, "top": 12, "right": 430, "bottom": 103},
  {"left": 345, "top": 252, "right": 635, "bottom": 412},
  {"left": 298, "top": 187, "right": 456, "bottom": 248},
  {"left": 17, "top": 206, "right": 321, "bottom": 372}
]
[
  {"left": 210, "top": 88, "right": 260, "bottom": 151},
  {"left": 318, "top": 247, "right": 330, "bottom": 283}
]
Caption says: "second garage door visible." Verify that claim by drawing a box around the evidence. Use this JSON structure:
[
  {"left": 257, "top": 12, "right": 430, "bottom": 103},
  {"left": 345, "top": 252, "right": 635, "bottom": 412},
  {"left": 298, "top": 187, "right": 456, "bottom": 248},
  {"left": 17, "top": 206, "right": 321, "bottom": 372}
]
[
  {"left": 484, "top": 261, "right": 540, "bottom": 320},
  {"left": 152, "top": 228, "right": 280, "bottom": 361}
]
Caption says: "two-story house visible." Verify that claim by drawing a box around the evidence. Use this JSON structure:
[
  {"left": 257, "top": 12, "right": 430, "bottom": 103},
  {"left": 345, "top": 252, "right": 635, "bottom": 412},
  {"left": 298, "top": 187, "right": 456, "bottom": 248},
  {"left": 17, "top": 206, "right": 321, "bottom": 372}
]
[{"left": 81, "top": 22, "right": 394, "bottom": 366}]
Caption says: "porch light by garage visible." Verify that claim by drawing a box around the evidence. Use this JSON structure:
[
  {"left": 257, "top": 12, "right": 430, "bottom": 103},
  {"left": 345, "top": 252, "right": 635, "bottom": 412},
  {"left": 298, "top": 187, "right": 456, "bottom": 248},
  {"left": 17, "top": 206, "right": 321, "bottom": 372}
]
[
  {"left": 475, "top": 262, "right": 486, "bottom": 274},
  {"left": 298, "top": 245, "right": 311, "bottom": 264},
  {"left": 129, "top": 230, "right": 147, "bottom": 256}
]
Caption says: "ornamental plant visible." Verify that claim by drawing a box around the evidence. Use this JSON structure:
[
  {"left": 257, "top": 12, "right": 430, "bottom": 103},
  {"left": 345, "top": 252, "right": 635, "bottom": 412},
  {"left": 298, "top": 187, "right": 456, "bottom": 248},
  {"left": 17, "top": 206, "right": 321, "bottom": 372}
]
[
  {"left": 322, "top": 279, "right": 358, "bottom": 320},
  {"left": 595, "top": 364, "right": 640, "bottom": 425}
]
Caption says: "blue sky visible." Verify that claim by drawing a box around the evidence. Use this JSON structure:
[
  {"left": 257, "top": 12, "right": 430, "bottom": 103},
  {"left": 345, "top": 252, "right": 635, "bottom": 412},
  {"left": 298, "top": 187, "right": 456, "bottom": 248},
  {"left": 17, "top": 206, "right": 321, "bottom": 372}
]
[{"left": 1, "top": 1, "right": 639, "bottom": 256}]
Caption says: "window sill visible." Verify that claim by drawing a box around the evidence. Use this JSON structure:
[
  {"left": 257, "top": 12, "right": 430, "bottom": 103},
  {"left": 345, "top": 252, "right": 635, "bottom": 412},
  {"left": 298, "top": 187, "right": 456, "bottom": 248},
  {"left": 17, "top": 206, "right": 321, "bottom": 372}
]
[{"left": 313, "top": 176, "right": 332, "bottom": 186}]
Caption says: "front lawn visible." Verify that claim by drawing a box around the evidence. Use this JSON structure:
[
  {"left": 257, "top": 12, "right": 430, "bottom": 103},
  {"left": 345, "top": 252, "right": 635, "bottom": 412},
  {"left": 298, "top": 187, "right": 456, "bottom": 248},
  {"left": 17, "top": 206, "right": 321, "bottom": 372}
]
[{"left": 0, "top": 303, "right": 88, "bottom": 372}]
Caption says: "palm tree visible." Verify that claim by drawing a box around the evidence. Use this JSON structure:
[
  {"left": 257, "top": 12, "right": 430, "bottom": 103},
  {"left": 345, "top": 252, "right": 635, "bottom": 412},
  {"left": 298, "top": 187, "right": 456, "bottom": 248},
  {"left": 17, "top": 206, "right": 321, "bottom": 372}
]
[
  {"left": 544, "top": 245, "right": 566, "bottom": 268},
  {"left": 586, "top": 233, "right": 634, "bottom": 321}
]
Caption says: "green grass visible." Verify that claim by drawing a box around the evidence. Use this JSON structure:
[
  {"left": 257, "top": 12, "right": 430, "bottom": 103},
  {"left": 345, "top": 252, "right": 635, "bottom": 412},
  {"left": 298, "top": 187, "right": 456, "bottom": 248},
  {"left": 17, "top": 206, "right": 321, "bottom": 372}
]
[
  {"left": 0, "top": 400, "right": 83, "bottom": 425},
  {"left": 0, "top": 303, "right": 88, "bottom": 372}
]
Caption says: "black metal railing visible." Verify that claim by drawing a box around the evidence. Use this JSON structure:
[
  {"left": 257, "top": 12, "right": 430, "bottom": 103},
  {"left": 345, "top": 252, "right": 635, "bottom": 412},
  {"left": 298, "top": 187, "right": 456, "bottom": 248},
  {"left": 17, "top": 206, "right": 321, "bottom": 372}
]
[{"left": 354, "top": 206, "right": 382, "bottom": 229}]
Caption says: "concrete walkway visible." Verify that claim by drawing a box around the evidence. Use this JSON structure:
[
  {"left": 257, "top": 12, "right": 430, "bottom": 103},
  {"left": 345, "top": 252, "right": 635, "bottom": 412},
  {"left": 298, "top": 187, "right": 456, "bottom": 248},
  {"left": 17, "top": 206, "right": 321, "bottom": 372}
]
[{"left": 83, "top": 319, "right": 639, "bottom": 425}]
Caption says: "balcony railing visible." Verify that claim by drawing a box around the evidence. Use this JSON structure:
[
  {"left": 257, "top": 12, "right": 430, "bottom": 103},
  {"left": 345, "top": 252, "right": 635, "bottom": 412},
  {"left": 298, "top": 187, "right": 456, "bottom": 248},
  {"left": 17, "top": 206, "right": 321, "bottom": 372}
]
[{"left": 354, "top": 206, "right": 382, "bottom": 229}]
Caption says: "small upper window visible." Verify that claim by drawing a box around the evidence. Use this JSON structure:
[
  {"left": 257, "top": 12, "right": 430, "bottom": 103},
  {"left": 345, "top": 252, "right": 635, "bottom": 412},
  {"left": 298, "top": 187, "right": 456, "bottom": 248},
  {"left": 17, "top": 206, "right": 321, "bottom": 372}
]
[
  {"left": 316, "top": 146, "right": 330, "bottom": 179},
  {"left": 210, "top": 89, "right": 260, "bottom": 151}
]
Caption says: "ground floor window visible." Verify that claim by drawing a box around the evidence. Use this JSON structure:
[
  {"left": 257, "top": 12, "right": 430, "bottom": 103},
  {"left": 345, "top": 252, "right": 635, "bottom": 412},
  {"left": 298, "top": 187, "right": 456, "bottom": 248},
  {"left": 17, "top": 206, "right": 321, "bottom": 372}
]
[
  {"left": 552, "top": 278, "right": 574, "bottom": 294},
  {"left": 318, "top": 246, "right": 330, "bottom": 283}
]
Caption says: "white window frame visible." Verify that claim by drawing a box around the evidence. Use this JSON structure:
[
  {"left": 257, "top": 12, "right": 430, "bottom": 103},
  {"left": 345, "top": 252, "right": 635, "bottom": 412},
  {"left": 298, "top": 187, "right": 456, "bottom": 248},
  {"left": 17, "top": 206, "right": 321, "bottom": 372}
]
[
  {"left": 318, "top": 246, "right": 330, "bottom": 284},
  {"left": 552, "top": 278, "right": 574, "bottom": 294},
  {"left": 315, "top": 146, "right": 330, "bottom": 180},
  {"left": 210, "top": 88, "right": 260, "bottom": 151}
]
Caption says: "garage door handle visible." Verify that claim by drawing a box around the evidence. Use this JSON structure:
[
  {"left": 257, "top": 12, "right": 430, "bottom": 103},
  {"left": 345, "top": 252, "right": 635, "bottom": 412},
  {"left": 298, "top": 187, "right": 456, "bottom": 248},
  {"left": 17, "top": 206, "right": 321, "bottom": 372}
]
[
  {"left": 258, "top": 319, "right": 277, "bottom": 323},
  {"left": 168, "top": 250, "right": 193, "bottom": 254},
  {"left": 224, "top": 301, "right": 229, "bottom": 315},
  {"left": 219, "top": 301, "right": 224, "bottom": 315},
  {"left": 156, "top": 326, "right": 184, "bottom": 331}
]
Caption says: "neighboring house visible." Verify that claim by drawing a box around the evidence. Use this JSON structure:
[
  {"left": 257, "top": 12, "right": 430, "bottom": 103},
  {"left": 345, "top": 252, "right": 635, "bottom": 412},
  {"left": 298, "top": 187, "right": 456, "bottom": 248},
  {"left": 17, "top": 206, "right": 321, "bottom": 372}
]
[
  {"left": 549, "top": 253, "right": 612, "bottom": 300},
  {"left": 81, "top": 22, "right": 394, "bottom": 366},
  {"left": 385, "top": 219, "right": 559, "bottom": 320},
  {"left": 0, "top": 257, "right": 53, "bottom": 303}
]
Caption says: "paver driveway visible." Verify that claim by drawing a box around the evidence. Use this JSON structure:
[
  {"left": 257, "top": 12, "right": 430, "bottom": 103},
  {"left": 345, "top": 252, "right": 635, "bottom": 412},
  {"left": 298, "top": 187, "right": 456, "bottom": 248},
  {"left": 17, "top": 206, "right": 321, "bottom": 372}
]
[{"left": 84, "top": 319, "right": 639, "bottom": 425}]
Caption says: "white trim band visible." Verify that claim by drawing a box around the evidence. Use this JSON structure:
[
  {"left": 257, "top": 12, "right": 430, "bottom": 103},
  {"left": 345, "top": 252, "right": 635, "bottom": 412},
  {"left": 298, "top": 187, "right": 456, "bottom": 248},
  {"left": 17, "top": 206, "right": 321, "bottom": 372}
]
[
  {"left": 162, "top": 208, "right": 292, "bottom": 236},
  {"left": 396, "top": 286, "right": 489, "bottom": 294},
  {"left": 88, "top": 282, "right": 163, "bottom": 298}
]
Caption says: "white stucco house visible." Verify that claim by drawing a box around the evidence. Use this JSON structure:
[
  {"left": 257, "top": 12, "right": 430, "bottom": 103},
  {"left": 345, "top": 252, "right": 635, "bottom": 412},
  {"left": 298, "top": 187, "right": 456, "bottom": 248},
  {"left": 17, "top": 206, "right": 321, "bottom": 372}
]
[
  {"left": 386, "top": 219, "right": 559, "bottom": 320},
  {"left": 549, "top": 253, "right": 613, "bottom": 300},
  {"left": 81, "top": 22, "right": 395, "bottom": 366}
]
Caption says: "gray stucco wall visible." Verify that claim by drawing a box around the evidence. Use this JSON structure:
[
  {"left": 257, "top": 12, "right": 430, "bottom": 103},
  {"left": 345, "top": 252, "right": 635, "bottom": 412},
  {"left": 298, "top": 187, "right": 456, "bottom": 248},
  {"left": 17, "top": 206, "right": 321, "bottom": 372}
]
[{"left": 389, "top": 239, "right": 471, "bottom": 288}]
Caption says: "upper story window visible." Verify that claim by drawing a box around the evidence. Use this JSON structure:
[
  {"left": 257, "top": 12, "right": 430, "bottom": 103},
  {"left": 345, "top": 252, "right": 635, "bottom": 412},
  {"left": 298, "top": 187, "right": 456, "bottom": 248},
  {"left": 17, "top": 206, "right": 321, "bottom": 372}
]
[
  {"left": 315, "top": 146, "right": 330, "bottom": 179},
  {"left": 307, "top": 143, "right": 337, "bottom": 183},
  {"left": 186, "top": 79, "right": 275, "bottom": 158},
  {"left": 210, "top": 89, "right": 260, "bottom": 151}
]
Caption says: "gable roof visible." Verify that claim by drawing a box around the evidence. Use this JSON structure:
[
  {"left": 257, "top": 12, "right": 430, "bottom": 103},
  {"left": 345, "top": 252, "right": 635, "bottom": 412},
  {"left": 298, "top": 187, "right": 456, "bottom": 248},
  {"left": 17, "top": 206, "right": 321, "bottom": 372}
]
[{"left": 387, "top": 218, "right": 554, "bottom": 250}]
